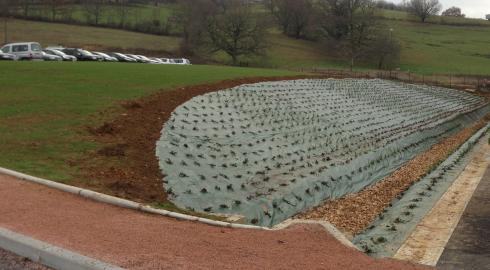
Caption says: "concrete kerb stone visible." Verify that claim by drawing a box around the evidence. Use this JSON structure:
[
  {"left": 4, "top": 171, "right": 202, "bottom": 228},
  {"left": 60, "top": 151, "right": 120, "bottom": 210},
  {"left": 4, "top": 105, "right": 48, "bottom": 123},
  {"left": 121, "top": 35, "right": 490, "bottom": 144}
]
[
  {"left": 0, "top": 227, "right": 124, "bottom": 270},
  {"left": 0, "top": 167, "right": 358, "bottom": 250}
]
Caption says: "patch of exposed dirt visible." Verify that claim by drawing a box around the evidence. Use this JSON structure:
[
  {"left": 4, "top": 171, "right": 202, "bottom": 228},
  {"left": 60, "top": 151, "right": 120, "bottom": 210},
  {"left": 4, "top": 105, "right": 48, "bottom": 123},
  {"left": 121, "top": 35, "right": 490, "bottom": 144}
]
[
  {"left": 76, "top": 75, "right": 325, "bottom": 204},
  {"left": 297, "top": 114, "right": 490, "bottom": 236}
]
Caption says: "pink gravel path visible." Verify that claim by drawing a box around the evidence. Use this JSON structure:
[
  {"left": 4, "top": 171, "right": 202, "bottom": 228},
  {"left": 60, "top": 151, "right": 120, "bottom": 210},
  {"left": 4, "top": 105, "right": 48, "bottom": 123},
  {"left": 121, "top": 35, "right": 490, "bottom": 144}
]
[{"left": 0, "top": 173, "right": 432, "bottom": 270}]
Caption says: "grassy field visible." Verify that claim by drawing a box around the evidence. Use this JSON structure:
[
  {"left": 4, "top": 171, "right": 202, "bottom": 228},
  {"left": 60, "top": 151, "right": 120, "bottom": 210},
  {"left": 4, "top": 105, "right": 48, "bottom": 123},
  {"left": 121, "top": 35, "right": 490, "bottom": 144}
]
[
  {"left": 2, "top": 19, "right": 180, "bottom": 54},
  {"left": 13, "top": 3, "right": 178, "bottom": 33},
  {"left": 380, "top": 9, "right": 490, "bottom": 26},
  {"left": 3, "top": 9, "right": 490, "bottom": 75},
  {"left": 0, "top": 62, "right": 299, "bottom": 182},
  {"left": 388, "top": 20, "right": 490, "bottom": 75}
]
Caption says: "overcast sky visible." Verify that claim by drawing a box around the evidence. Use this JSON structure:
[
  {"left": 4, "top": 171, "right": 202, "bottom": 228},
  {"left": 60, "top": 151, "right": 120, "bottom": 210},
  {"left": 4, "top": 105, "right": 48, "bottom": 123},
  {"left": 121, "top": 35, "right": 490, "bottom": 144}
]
[{"left": 392, "top": 0, "right": 490, "bottom": 19}]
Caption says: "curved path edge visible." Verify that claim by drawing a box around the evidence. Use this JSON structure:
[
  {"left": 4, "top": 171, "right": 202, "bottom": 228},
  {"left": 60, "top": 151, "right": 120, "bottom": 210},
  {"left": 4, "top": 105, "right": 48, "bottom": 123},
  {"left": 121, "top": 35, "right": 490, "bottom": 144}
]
[
  {"left": 0, "top": 227, "right": 123, "bottom": 270},
  {"left": 0, "top": 167, "right": 358, "bottom": 251}
]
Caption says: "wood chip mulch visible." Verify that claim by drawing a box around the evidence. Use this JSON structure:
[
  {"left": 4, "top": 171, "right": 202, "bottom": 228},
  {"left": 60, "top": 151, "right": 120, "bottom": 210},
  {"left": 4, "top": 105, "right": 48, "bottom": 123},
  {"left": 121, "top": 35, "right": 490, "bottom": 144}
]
[{"left": 297, "top": 114, "right": 490, "bottom": 236}]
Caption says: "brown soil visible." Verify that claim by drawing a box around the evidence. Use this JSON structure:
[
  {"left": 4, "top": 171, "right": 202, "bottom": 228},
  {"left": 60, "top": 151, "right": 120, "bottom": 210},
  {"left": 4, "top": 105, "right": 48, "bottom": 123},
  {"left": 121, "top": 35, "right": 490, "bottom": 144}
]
[
  {"left": 77, "top": 75, "right": 325, "bottom": 205},
  {"left": 298, "top": 114, "right": 490, "bottom": 236}
]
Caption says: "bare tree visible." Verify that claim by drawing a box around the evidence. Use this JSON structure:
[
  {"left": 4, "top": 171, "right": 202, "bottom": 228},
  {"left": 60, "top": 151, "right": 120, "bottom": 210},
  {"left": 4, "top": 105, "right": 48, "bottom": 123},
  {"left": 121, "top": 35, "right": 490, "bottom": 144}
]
[
  {"left": 442, "top": 6, "right": 465, "bottom": 17},
  {"left": 178, "top": 0, "right": 267, "bottom": 64},
  {"left": 367, "top": 28, "right": 400, "bottom": 69},
  {"left": 82, "top": 0, "right": 106, "bottom": 26},
  {"left": 46, "top": 0, "right": 69, "bottom": 21},
  {"left": 177, "top": 0, "right": 217, "bottom": 55},
  {"left": 19, "top": 0, "right": 33, "bottom": 17},
  {"left": 264, "top": 0, "right": 278, "bottom": 14},
  {"left": 408, "top": 0, "right": 441, "bottom": 22},
  {"left": 274, "top": 0, "right": 315, "bottom": 39},
  {"left": 318, "top": 0, "right": 380, "bottom": 70},
  {"left": 206, "top": 0, "right": 267, "bottom": 65},
  {"left": 0, "top": 0, "right": 15, "bottom": 44},
  {"left": 114, "top": 0, "right": 131, "bottom": 27}
]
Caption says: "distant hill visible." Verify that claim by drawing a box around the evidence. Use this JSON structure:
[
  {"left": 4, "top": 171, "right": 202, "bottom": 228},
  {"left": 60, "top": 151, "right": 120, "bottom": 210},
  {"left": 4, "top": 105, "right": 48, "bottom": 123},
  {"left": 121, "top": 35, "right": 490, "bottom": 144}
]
[{"left": 2, "top": 6, "right": 490, "bottom": 76}]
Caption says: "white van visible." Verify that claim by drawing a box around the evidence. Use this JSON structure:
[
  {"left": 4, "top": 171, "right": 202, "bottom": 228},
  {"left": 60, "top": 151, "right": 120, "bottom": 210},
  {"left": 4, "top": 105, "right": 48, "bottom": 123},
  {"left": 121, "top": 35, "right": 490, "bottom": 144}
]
[{"left": 0, "top": 42, "right": 43, "bottom": 60}]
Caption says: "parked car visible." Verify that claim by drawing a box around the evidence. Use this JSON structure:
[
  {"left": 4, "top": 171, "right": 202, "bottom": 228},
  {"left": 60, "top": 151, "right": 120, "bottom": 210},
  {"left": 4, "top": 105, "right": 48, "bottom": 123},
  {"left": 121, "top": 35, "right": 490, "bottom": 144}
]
[
  {"left": 41, "top": 50, "right": 63, "bottom": 61},
  {"left": 44, "top": 49, "right": 77, "bottom": 61},
  {"left": 170, "top": 58, "right": 191, "bottom": 65},
  {"left": 109, "top": 52, "right": 137, "bottom": 63},
  {"left": 158, "top": 58, "right": 172, "bottom": 64},
  {"left": 93, "top": 52, "right": 118, "bottom": 62},
  {"left": 0, "top": 42, "right": 43, "bottom": 60},
  {"left": 126, "top": 54, "right": 149, "bottom": 63},
  {"left": 149, "top": 57, "right": 166, "bottom": 64},
  {"left": 62, "top": 48, "right": 98, "bottom": 61},
  {"left": 0, "top": 51, "right": 17, "bottom": 61},
  {"left": 135, "top": 55, "right": 158, "bottom": 64}
]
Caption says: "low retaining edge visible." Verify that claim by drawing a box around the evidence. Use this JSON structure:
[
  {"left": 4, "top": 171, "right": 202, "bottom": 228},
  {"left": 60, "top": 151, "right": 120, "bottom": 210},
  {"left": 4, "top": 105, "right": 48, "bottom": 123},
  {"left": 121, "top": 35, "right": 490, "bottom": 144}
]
[{"left": 0, "top": 167, "right": 358, "bottom": 252}]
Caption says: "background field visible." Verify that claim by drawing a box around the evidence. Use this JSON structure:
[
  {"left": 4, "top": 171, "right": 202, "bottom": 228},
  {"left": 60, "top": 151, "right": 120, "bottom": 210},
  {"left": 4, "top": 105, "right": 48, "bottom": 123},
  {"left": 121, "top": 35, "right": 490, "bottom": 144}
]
[
  {"left": 0, "top": 62, "right": 299, "bottom": 183},
  {"left": 2, "top": 19, "right": 180, "bottom": 54},
  {"left": 3, "top": 15, "right": 490, "bottom": 75}
]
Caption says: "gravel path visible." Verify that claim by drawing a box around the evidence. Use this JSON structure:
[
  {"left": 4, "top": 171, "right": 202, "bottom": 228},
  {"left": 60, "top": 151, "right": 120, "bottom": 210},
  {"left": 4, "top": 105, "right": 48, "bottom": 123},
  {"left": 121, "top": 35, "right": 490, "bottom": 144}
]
[
  {"left": 0, "top": 173, "right": 431, "bottom": 270},
  {"left": 0, "top": 247, "right": 51, "bottom": 270}
]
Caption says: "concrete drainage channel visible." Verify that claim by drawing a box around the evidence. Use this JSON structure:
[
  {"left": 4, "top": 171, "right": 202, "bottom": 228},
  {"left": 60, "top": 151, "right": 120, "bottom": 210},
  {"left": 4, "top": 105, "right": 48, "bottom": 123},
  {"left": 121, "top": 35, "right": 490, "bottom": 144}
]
[
  {"left": 354, "top": 124, "right": 490, "bottom": 265},
  {"left": 0, "top": 167, "right": 357, "bottom": 270}
]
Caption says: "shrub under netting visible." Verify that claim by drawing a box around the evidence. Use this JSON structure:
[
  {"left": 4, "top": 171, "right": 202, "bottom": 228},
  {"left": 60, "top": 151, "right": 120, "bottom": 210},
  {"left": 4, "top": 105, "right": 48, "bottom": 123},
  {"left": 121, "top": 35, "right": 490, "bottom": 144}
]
[{"left": 156, "top": 79, "right": 489, "bottom": 226}]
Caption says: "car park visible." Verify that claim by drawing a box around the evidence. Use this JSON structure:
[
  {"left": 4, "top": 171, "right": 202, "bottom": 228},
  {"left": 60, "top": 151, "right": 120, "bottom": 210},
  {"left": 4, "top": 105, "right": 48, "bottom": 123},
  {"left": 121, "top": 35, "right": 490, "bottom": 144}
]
[
  {"left": 2, "top": 41, "right": 193, "bottom": 66},
  {"left": 41, "top": 50, "right": 63, "bottom": 61},
  {"left": 149, "top": 57, "right": 167, "bottom": 64},
  {"left": 0, "top": 51, "right": 17, "bottom": 61},
  {"left": 62, "top": 48, "right": 99, "bottom": 61},
  {"left": 93, "top": 52, "right": 118, "bottom": 62},
  {"left": 170, "top": 58, "right": 191, "bottom": 65},
  {"left": 0, "top": 42, "right": 43, "bottom": 60},
  {"left": 137, "top": 55, "right": 160, "bottom": 64},
  {"left": 109, "top": 52, "right": 137, "bottom": 63},
  {"left": 158, "top": 58, "right": 172, "bottom": 64},
  {"left": 126, "top": 54, "right": 149, "bottom": 63},
  {"left": 44, "top": 49, "right": 77, "bottom": 61}
]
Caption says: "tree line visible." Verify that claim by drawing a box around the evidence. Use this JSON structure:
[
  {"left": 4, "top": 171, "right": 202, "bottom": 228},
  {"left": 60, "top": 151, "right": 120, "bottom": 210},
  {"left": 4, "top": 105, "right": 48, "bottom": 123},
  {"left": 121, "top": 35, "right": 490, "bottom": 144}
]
[
  {"left": 179, "top": 0, "right": 401, "bottom": 69},
  {"left": 0, "top": 0, "right": 180, "bottom": 35},
  {"left": 2, "top": 0, "right": 463, "bottom": 69}
]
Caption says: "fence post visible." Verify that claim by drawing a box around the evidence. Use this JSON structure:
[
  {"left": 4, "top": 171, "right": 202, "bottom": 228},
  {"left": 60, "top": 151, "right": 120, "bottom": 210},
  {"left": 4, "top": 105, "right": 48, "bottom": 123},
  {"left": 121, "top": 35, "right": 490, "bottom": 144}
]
[{"left": 449, "top": 74, "right": 452, "bottom": 88}]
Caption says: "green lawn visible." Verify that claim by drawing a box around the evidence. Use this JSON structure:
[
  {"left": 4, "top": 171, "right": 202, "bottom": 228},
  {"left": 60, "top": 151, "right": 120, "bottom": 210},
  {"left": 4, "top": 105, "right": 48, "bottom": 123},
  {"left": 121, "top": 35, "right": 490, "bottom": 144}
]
[{"left": 0, "top": 62, "right": 299, "bottom": 182}]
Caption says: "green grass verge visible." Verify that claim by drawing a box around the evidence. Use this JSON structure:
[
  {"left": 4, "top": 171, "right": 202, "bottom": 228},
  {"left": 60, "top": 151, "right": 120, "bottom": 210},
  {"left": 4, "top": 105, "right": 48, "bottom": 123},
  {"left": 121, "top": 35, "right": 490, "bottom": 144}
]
[{"left": 0, "top": 61, "right": 299, "bottom": 183}]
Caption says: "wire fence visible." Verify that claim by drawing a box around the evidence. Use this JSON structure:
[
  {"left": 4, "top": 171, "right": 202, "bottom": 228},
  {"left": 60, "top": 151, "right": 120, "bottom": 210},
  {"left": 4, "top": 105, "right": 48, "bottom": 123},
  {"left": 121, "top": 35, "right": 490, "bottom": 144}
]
[{"left": 294, "top": 68, "right": 490, "bottom": 92}]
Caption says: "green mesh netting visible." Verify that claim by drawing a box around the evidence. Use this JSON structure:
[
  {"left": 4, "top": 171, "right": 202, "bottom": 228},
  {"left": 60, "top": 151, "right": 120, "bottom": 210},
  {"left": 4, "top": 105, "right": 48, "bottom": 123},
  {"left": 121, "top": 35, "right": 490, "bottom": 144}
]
[{"left": 156, "top": 79, "right": 489, "bottom": 226}]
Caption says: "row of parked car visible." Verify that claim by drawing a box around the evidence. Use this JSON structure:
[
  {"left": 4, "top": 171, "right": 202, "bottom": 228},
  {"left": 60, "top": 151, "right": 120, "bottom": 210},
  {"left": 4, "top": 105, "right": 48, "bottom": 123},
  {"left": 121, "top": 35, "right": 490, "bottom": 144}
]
[{"left": 0, "top": 42, "right": 191, "bottom": 65}]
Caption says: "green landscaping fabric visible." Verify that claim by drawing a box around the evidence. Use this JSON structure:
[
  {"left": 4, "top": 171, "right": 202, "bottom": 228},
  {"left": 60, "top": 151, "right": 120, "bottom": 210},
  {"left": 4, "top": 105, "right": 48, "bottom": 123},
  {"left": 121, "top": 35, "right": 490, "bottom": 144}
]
[
  {"left": 353, "top": 124, "right": 490, "bottom": 257},
  {"left": 156, "top": 79, "right": 489, "bottom": 226}
]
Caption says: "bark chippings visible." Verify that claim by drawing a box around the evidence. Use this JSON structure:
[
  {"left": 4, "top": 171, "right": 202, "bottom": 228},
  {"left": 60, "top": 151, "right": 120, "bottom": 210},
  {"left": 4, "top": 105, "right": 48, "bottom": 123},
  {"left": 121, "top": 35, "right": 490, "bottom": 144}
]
[{"left": 298, "top": 115, "right": 490, "bottom": 236}]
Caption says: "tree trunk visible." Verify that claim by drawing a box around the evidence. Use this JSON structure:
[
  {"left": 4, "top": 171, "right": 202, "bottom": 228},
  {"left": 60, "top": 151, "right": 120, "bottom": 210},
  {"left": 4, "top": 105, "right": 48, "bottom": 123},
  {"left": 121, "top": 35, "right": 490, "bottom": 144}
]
[
  {"left": 3, "top": 17, "right": 8, "bottom": 44},
  {"left": 231, "top": 55, "right": 238, "bottom": 66}
]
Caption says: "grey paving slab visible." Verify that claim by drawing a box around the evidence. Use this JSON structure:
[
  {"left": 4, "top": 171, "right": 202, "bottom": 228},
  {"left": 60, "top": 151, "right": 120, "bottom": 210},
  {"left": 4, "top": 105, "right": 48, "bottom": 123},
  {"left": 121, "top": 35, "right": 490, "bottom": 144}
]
[{"left": 438, "top": 165, "right": 490, "bottom": 270}]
